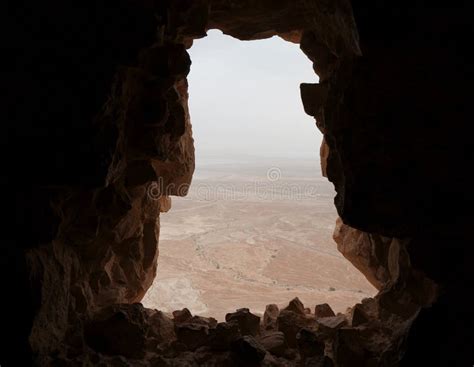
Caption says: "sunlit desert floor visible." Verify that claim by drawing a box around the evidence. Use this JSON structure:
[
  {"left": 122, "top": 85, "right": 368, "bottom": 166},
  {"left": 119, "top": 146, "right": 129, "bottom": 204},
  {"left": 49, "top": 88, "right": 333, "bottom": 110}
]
[{"left": 142, "top": 158, "right": 377, "bottom": 320}]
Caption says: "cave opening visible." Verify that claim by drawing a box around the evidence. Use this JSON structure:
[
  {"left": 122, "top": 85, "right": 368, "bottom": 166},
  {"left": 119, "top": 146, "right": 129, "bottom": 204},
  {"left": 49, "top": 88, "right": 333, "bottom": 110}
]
[
  {"left": 12, "top": 2, "right": 452, "bottom": 365},
  {"left": 141, "top": 30, "right": 377, "bottom": 321}
]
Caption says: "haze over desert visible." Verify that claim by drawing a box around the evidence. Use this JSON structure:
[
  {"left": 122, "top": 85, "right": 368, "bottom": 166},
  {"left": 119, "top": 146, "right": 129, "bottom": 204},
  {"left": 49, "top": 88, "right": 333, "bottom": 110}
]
[{"left": 142, "top": 156, "right": 377, "bottom": 320}]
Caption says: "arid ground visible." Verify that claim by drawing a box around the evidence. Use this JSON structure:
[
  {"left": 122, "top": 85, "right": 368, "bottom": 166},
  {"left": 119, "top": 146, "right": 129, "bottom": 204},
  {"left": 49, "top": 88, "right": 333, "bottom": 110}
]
[{"left": 142, "top": 157, "right": 377, "bottom": 320}]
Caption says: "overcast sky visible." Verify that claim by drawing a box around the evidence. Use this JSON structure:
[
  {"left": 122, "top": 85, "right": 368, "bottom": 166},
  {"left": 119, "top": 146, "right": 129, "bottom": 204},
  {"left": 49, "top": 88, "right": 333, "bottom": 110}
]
[{"left": 187, "top": 30, "right": 322, "bottom": 162}]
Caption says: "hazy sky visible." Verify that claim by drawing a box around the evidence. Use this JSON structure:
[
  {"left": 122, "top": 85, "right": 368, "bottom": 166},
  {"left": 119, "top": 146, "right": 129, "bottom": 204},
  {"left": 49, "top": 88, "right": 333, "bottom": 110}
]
[{"left": 188, "top": 30, "right": 322, "bottom": 162}]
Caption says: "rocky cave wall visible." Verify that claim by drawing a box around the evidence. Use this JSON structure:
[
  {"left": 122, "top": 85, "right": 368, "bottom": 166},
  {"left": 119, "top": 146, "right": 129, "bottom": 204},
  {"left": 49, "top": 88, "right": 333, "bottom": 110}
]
[{"left": 3, "top": 1, "right": 473, "bottom": 366}]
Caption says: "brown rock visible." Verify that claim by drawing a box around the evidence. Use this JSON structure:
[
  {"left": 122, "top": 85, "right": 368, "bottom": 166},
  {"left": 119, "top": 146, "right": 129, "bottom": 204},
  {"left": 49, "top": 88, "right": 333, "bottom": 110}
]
[
  {"left": 259, "top": 331, "right": 287, "bottom": 357},
  {"left": 175, "top": 323, "right": 209, "bottom": 351},
  {"left": 263, "top": 304, "right": 280, "bottom": 331},
  {"left": 283, "top": 297, "right": 306, "bottom": 315},
  {"left": 138, "top": 43, "right": 191, "bottom": 80},
  {"left": 146, "top": 309, "right": 176, "bottom": 343},
  {"left": 350, "top": 304, "right": 370, "bottom": 327},
  {"left": 296, "top": 328, "right": 325, "bottom": 360},
  {"left": 189, "top": 315, "right": 218, "bottom": 328},
  {"left": 159, "top": 196, "right": 172, "bottom": 213},
  {"left": 277, "top": 310, "right": 315, "bottom": 348},
  {"left": 231, "top": 336, "right": 267, "bottom": 366},
  {"left": 320, "top": 138, "right": 329, "bottom": 176},
  {"left": 333, "top": 218, "right": 390, "bottom": 290},
  {"left": 172, "top": 308, "right": 193, "bottom": 324},
  {"left": 300, "top": 30, "right": 337, "bottom": 81},
  {"left": 333, "top": 328, "right": 368, "bottom": 367},
  {"left": 314, "top": 303, "right": 336, "bottom": 319},
  {"left": 207, "top": 322, "right": 241, "bottom": 351},
  {"left": 84, "top": 304, "right": 148, "bottom": 359},
  {"left": 316, "top": 315, "right": 348, "bottom": 338},
  {"left": 300, "top": 83, "right": 328, "bottom": 117},
  {"left": 225, "top": 308, "right": 261, "bottom": 337}
]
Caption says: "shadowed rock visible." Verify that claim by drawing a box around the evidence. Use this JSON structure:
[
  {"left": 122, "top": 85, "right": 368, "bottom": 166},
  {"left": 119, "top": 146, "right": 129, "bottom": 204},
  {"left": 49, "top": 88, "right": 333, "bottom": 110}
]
[
  {"left": 226, "top": 308, "right": 261, "bottom": 337},
  {"left": 263, "top": 304, "right": 280, "bottom": 331},
  {"left": 84, "top": 304, "right": 148, "bottom": 359},
  {"left": 259, "top": 331, "right": 287, "bottom": 357},
  {"left": 283, "top": 297, "right": 306, "bottom": 315},
  {"left": 231, "top": 336, "right": 267, "bottom": 366},
  {"left": 297, "top": 328, "right": 332, "bottom": 367},
  {"left": 176, "top": 323, "right": 209, "bottom": 351},
  {"left": 207, "top": 322, "right": 241, "bottom": 351}
]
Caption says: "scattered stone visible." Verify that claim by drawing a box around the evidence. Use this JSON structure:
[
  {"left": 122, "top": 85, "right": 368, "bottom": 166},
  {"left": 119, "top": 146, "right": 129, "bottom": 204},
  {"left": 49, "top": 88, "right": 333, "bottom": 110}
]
[
  {"left": 314, "top": 304, "right": 336, "bottom": 319},
  {"left": 225, "top": 308, "right": 261, "bottom": 337}
]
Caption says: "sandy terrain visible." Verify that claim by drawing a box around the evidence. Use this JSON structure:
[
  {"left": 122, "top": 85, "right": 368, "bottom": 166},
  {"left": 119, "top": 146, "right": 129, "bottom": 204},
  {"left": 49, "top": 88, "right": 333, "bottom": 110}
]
[{"left": 142, "top": 158, "right": 377, "bottom": 320}]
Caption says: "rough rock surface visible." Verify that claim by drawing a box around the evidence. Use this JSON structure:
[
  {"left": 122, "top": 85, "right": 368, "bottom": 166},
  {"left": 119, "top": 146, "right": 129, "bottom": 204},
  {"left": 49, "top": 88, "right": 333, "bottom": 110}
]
[
  {"left": 333, "top": 218, "right": 390, "bottom": 290},
  {"left": 4, "top": 0, "right": 473, "bottom": 366}
]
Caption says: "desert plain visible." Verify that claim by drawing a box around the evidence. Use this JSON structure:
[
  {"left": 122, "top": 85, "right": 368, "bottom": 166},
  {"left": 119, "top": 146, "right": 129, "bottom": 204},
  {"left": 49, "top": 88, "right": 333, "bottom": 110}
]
[{"left": 142, "top": 157, "right": 377, "bottom": 320}]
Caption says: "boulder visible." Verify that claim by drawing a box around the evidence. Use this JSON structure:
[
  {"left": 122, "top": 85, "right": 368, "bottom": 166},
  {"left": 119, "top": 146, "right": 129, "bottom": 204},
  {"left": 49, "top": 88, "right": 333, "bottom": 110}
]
[
  {"left": 172, "top": 308, "right": 193, "bottom": 324},
  {"left": 350, "top": 304, "right": 370, "bottom": 327},
  {"left": 259, "top": 331, "right": 287, "bottom": 357},
  {"left": 225, "top": 308, "right": 261, "bottom": 337},
  {"left": 283, "top": 297, "right": 306, "bottom": 315},
  {"left": 314, "top": 304, "right": 336, "bottom": 319},
  {"left": 277, "top": 310, "right": 315, "bottom": 348},
  {"left": 316, "top": 315, "right": 348, "bottom": 339},
  {"left": 84, "top": 304, "right": 148, "bottom": 359},
  {"left": 175, "top": 323, "right": 209, "bottom": 351},
  {"left": 207, "top": 322, "right": 241, "bottom": 351},
  {"left": 296, "top": 328, "right": 325, "bottom": 360},
  {"left": 231, "top": 336, "right": 267, "bottom": 366},
  {"left": 263, "top": 304, "right": 280, "bottom": 331}
]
